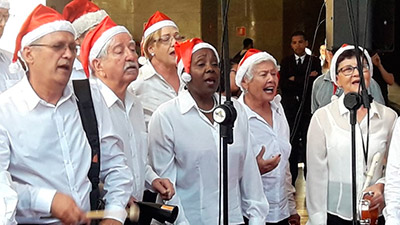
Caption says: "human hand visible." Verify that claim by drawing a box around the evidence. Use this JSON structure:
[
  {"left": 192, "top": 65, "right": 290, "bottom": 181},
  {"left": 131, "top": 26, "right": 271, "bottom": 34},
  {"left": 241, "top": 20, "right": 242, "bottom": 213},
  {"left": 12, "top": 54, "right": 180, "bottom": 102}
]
[
  {"left": 152, "top": 178, "right": 175, "bottom": 200},
  {"left": 372, "top": 53, "right": 381, "bottom": 67},
  {"left": 100, "top": 218, "right": 123, "bottom": 225},
  {"left": 288, "top": 213, "right": 301, "bottom": 225},
  {"left": 256, "top": 146, "right": 281, "bottom": 174},
  {"left": 363, "top": 183, "right": 384, "bottom": 211},
  {"left": 309, "top": 71, "right": 318, "bottom": 77},
  {"left": 288, "top": 76, "right": 295, "bottom": 81},
  {"left": 50, "top": 192, "right": 89, "bottom": 224}
]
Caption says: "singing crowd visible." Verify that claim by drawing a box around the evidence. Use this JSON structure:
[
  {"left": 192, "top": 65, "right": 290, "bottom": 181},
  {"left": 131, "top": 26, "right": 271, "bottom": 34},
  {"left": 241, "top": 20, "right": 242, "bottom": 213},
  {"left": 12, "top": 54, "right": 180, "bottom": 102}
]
[{"left": 1, "top": 0, "right": 400, "bottom": 225}]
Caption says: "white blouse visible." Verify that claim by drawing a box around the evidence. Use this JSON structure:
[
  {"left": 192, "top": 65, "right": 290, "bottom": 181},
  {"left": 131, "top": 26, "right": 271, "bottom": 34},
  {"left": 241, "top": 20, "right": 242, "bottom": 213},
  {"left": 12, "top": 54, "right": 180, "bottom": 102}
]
[
  {"left": 306, "top": 94, "right": 396, "bottom": 224},
  {"left": 90, "top": 78, "right": 159, "bottom": 201},
  {"left": 384, "top": 118, "right": 400, "bottom": 225},
  {"left": 148, "top": 90, "right": 269, "bottom": 225},
  {"left": 0, "top": 49, "right": 24, "bottom": 93},
  {"left": 238, "top": 94, "right": 297, "bottom": 222},
  {"left": 128, "top": 60, "right": 184, "bottom": 128}
]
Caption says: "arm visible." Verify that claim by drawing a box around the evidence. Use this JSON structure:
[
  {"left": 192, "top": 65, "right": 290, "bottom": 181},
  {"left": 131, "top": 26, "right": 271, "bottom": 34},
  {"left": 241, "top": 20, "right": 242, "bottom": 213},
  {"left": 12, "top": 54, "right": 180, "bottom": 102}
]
[
  {"left": 384, "top": 119, "right": 400, "bottom": 224},
  {"left": 306, "top": 112, "right": 328, "bottom": 225},
  {"left": 372, "top": 53, "right": 394, "bottom": 85},
  {"left": 148, "top": 111, "right": 190, "bottom": 225}
]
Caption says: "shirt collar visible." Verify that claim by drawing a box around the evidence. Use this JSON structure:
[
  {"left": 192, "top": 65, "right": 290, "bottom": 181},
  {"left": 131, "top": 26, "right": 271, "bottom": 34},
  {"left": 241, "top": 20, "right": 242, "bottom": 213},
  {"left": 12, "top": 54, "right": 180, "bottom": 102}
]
[
  {"left": 22, "top": 75, "right": 75, "bottom": 111},
  {"left": 73, "top": 58, "right": 83, "bottom": 71},
  {"left": 178, "top": 89, "right": 219, "bottom": 115},
  {"left": 295, "top": 54, "right": 306, "bottom": 62},
  {"left": 238, "top": 93, "right": 283, "bottom": 119},
  {"left": 93, "top": 77, "right": 120, "bottom": 108},
  {"left": 139, "top": 60, "right": 160, "bottom": 80},
  {"left": 338, "top": 93, "right": 380, "bottom": 119},
  {"left": 323, "top": 70, "right": 332, "bottom": 81}
]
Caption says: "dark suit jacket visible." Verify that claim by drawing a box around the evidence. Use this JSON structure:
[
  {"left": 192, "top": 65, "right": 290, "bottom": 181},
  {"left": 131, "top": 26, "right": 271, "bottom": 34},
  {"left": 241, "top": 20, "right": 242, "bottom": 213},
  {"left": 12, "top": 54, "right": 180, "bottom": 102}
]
[{"left": 279, "top": 54, "right": 322, "bottom": 122}]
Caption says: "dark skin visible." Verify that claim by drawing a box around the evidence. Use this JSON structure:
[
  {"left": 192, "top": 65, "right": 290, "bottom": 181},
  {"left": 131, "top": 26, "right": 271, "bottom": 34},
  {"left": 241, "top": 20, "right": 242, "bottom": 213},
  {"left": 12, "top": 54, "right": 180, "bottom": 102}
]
[{"left": 187, "top": 48, "right": 220, "bottom": 122}]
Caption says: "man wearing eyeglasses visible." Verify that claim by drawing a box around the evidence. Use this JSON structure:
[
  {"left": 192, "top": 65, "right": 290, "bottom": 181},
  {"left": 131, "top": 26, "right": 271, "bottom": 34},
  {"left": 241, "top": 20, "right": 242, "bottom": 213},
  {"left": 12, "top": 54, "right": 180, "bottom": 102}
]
[
  {"left": 0, "top": 0, "right": 24, "bottom": 93},
  {"left": 0, "top": 5, "right": 133, "bottom": 224}
]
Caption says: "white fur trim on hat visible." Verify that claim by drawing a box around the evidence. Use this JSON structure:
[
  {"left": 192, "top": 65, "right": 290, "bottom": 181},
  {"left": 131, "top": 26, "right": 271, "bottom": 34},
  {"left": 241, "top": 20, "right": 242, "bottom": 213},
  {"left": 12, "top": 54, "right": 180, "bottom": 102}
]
[
  {"left": 89, "top": 25, "right": 130, "bottom": 62},
  {"left": 192, "top": 42, "right": 220, "bottom": 63},
  {"left": 329, "top": 45, "right": 373, "bottom": 86},
  {"left": 235, "top": 52, "right": 277, "bottom": 91},
  {"left": 143, "top": 20, "right": 177, "bottom": 39},
  {"left": 0, "top": 0, "right": 9, "bottom": 9},
  {"left": 72, "top": 9, "right": 108, "bottom": 39},
  {"left": 21, "top": 20, "right": 75, "bottom": 50}
]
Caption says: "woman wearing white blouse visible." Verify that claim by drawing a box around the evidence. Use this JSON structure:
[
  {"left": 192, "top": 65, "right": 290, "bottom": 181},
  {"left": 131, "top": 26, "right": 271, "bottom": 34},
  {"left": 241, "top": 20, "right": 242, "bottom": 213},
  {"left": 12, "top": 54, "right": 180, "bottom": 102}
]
[
  {"left": 236, "top": 49, "right": 300, "bottom": 225},
  {"left": 148, "top": 38, "right": 269, "bottom": 225},
  {"left": 306, "top": 45, "right": 397, "bottom": 225}
]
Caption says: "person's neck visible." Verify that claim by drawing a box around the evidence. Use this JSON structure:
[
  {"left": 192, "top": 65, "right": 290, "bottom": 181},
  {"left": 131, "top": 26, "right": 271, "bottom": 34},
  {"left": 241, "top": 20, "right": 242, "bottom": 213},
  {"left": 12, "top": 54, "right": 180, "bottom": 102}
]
[
  {"left": 108, "top": 81, "right": 128, "bottom": 103},
  {"left": 244, "top": 94, "right": 271, "bottom": 114},
  {"left": 151, "top": 58, "right": 177, "bottom": 78},
  {"left": 295, "top": 53, "right": 306, "bottom": 58},
  {"left": 28, "top": 73, "right": 65, "bottom": 105}
]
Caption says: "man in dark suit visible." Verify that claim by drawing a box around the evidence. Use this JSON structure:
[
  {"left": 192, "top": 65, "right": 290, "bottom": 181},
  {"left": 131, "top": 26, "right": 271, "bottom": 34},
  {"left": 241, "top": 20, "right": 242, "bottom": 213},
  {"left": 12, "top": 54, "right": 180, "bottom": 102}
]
[{"left": 279, "top": 31, "right": 321, "bottom": 186}]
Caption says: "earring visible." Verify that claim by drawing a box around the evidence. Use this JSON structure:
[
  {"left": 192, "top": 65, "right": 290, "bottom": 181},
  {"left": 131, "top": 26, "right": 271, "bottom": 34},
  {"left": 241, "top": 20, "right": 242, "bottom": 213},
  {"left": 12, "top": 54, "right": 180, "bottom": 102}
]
[{"left": 150, "top": 52, "right": 155, "bottom": 56}]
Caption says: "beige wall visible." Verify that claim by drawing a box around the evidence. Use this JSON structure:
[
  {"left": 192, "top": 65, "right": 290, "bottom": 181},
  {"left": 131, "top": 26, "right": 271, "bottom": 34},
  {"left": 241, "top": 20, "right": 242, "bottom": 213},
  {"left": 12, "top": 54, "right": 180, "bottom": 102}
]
[{"left": 47, "top": 0, "right": 283, "bottom": 60}]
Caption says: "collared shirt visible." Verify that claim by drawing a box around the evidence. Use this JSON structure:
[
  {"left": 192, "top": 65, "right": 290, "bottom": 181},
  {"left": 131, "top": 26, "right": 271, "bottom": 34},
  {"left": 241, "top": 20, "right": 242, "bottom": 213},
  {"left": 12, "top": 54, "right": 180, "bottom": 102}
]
[
  {"left": 0, "top": 49, "right": 24, "bottom": 93},
  {"left": 238, "top": 94, "right": 297, "bottom": 223},
  {"left": 294, "top": 54, "right": 306, "bottom": 64},
  {"left": 0, "top": 75, "right": 133, "bottom": 223},
  {"left": 306, "top": 94, "right": 397, "bottom": 224},
  {"left": 128, "top": 60, "right": 184, "bottom": 129},
  {"left": 90, "top": 77, "right": 158, "bottom": 201},
  {"left": 148, "top": 90, "right": 269, "bottom": 225},
  {"left": 0, "top": 171, "right": 17, "bottom": 225},
  {"left": 70, "top": 58, "right": 87, "bottom": 80},
  {"left": 311, "top": 71, "right": 385, "bottom": 114},
  {"left": 384, "top": 117, "right": 400, "bottom": 224}
]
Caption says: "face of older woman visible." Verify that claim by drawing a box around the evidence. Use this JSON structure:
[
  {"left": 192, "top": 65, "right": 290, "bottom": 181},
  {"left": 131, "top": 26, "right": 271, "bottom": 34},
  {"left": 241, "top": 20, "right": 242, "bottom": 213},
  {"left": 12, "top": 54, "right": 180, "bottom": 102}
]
[
  {"left": 242, "top": 60, "right": 278, "bottom": 103},
  {"left": 336, "top": 56, "right": 371, "bottom": 94},
  {"left": 187, "top": 48, "right": 220, "bottom": 98},
  {"left": 148, "top": 26, "right": 182, "bottom": 67}
]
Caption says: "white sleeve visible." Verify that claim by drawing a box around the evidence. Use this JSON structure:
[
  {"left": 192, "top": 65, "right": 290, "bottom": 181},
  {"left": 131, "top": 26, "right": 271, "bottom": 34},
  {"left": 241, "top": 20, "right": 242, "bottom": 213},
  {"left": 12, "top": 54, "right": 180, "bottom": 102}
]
[
  {"left": 240, "top": 121, "right": 269, "bottom": 225},
  {"left": 285, "top": 162, "right": 297, "bottom": 215},
  {"left": 148, "top": 110, "right": 190, "bottom": 225},
  {"left": 306, "top": 112, "right": 328, "bottom": 225},
  {"left": 384, "top": 118, "right": 400, "bottom": 225},
  {"left": 98, "top": 109, "right": 134, "bottom": 223}
]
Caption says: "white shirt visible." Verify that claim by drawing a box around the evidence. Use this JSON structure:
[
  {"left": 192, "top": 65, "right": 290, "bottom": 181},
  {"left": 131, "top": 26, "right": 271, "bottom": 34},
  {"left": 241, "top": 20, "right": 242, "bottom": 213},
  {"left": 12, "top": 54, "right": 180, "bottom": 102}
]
[
  {"left": 306, "top": 94, "right": 397, "bottom": 224},
  {"left": 238, "top": 94, "right": 297, "bottom": 222},
  {"left": 0, "top": 171, "right": 17, "bottom": 225},
  {"left": 128, "top": 60, "right": 184, "bottom": 128},
  {"left": 0, "top": 49, "right": 24, "bottom": 93},
  {"left": 90, "top": 77, "right": 159, "bottom": 201},
  {"left": 70, "top": 58, "right": 87, "bottom": 80},
  {"left": 384, "top": 118, "right": 400, "bottom": 225},
  {"left": 0, "top": 75, "right": 133, "bottom": 223},
  {"left": 148, "top": 90, "right": 269, "bottom": 225}
]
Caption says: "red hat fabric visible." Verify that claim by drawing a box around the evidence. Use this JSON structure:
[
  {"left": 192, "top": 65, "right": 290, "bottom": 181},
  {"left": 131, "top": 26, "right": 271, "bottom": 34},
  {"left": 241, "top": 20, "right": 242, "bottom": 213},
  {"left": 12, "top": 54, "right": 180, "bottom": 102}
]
[
  {"left": 174, "top": 38, "right": 219, "bottom": 83},
  {"left": 63, "top": 0, "right": 108, "bottom": 39},
  {"left": 143, "top": 11, "right": 177, "bottom": 39},
  {"left": 12, "top": 4, "right": 75, "bottom": 64},
  {"left": 80, "top": 16, "right": 130, "bottom": 77},
  {"left": 235, "top": 48, "right": 278, "bottom": 90}
]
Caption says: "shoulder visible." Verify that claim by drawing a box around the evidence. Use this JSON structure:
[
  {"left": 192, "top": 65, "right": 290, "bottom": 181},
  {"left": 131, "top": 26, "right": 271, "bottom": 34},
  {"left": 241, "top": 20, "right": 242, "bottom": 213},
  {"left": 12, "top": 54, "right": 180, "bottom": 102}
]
[{"left": 374, "top": 102, "right": 397, "bottom": 122}]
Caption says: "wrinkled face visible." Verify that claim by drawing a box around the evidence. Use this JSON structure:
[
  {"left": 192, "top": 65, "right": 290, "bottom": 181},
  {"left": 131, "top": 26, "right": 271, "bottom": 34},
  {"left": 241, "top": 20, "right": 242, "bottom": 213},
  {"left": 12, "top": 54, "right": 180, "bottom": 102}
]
[
  {"left": 291, "top": 35, "right": 308, "bottom": 56},
  {"left": 0, "top": 8, "right": 9, "bottom": 38},
  {"left": 97, "top": 33, "right": 139, "bottom": 86},
  {"left": 149, "top": 26, "right": 182, "bottom": 67},
  {"left": 187, "top": 48, "right": 220, "bottom": 98},
  {"left": 242, "top": 60, "right": 279, "bottom": 103},
  {"left": 26, "top": 31, "right": 76, "bottom": 87},
  {"left": 336, "top": 56, "right": 371, "bottom": 94}
]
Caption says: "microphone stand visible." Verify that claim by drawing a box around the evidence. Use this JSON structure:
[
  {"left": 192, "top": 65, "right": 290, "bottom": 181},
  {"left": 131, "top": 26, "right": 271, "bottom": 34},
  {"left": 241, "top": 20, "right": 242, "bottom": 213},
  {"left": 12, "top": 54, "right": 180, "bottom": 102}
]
[{"left": 213, "top": 0, "right": 237, "bottom": 224}]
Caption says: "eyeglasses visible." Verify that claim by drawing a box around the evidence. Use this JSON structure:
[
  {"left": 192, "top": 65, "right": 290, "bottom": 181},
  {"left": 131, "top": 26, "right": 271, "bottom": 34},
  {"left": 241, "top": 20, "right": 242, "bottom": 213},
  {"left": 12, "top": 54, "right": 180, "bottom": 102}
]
[
  {"left": 337, "top": 64, "right": 370, "bottom": 76},
  {"left": 29, "top": 43, "right": 77, "bottom": 53},
  {"left": 155, "top": 34, "right": 185, "bottom": 44}
]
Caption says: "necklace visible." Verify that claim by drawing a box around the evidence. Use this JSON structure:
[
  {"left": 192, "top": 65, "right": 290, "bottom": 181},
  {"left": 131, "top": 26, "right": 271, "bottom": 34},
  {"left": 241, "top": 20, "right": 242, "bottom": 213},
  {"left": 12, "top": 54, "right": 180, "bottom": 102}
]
[{"left": 198, "top": 96, "right": 217, "bottom": 114}]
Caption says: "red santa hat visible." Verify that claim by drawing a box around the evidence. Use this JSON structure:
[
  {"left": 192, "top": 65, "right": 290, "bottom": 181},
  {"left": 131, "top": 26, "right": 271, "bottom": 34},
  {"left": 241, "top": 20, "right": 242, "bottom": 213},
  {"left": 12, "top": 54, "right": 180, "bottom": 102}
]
[
  {"left": 143, "top": 11, "right": 177, "bottom": 39},
  {"left": 80, "top": 16, "right": 130, "bottom": 77},
  {"left": 10, "top": 4, "right": 75, "bottom": 72},
  {"left": 329, "top": 44, "right": 373, "bottom": 86},
  {"left": 174, "top": 38, "right": 219, "bottom": 83},
  {"left": 63, "top": 0, "right": 108, "bottom": 39},
  {"left": 235, "top": 48, "right": 278, "bottom": 91},
  {"left": 0, "top": 0, "right": 9, "bottom": 9}
]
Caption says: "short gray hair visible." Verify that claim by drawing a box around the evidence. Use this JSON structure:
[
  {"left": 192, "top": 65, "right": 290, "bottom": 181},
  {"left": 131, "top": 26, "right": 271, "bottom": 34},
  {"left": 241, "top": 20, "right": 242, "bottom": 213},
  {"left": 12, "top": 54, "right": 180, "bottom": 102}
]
[{"left": 243, "top": 57, "right": 278, "bottom": 83}]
